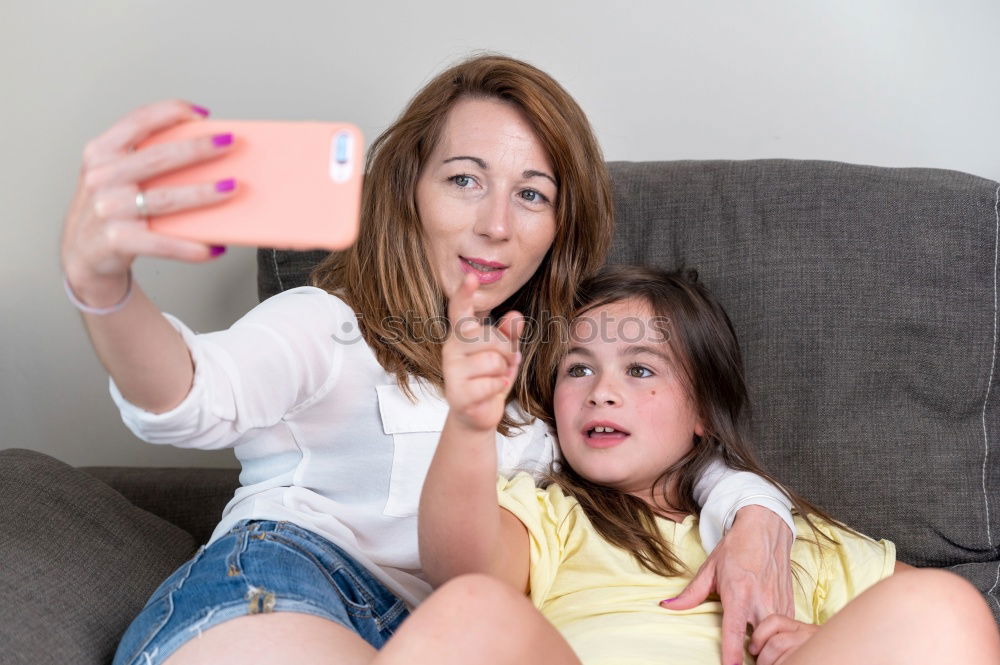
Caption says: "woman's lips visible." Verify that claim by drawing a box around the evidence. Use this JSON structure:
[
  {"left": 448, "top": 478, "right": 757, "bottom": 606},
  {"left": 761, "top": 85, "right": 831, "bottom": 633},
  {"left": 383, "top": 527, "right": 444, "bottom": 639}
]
[{"left": 459, "top": 256, "right": 507, "bottom": 285}]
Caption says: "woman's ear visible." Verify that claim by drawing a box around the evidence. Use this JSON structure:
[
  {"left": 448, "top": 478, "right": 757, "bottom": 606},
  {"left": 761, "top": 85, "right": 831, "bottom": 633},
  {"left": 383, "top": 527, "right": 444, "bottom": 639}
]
[{"left": 694, "top": 421, "right": 705, "bottom": 438}]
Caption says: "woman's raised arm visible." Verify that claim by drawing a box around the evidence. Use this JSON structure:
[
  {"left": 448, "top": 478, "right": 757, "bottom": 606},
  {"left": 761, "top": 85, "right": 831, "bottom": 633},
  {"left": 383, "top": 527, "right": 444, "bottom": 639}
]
[{"left": 60, "top": 99, "right": 237, "bottom": 413}]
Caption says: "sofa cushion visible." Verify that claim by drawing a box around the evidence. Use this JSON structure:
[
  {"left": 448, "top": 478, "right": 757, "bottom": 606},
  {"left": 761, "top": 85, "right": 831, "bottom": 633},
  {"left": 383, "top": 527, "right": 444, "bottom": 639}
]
[{"left": 0, "top": 449, "right": 197, "bottom": 665}]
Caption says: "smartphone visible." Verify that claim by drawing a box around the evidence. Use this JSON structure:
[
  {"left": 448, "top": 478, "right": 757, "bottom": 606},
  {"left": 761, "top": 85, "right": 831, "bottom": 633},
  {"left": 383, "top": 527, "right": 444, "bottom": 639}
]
[{"left": 138, "top": 120, "right": 363, "bottom": 251}]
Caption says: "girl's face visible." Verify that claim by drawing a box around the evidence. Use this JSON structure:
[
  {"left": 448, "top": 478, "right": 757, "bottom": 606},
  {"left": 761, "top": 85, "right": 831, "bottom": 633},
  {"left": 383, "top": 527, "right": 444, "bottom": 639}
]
[
  {"left": 553, "top": 298, "right": 705, "bottom": 509},
  {"left": 416, "top": 97, "right": 558, "bottom": 319}
]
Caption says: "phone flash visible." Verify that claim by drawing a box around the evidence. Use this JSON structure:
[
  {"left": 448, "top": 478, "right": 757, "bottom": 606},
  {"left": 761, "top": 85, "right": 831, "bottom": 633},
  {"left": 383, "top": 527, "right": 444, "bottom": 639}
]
[{"left": 330, "top": 131, "right": 354, "bottom": 183}]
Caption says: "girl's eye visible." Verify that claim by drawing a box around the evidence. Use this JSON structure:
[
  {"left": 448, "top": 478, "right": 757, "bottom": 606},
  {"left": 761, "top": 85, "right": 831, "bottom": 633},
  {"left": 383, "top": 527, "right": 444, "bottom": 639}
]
[
  {"left": 627, "top": 364, "right": 652, "bottom": 378},
  {"left": 450, "top": 174, "right": 475, "bottom": 188},
  {"left": 566, "top": 364, "right": 592, "bottom": 378},
  {"left": 519, "top": 189, "right": 549, "bottom": 204}
]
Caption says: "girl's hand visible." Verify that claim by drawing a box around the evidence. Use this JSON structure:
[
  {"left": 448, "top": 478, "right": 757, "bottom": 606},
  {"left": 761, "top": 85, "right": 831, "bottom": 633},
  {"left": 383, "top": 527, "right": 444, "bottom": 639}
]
[
  {"left": 748, "top": 614, "right": 818, "bottom": 665},
  {"left": 443, "top": 273, "right": 523, "bottom": 433},
  {"left": 61, "top": 99, "right": 237, "bottom": 304}
]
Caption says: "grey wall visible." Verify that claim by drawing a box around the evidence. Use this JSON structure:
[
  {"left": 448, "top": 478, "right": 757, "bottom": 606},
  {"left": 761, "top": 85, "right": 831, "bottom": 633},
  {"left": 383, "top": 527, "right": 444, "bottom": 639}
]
[{"left": 3, "top": 1, "right": 998, "bottom": 468}]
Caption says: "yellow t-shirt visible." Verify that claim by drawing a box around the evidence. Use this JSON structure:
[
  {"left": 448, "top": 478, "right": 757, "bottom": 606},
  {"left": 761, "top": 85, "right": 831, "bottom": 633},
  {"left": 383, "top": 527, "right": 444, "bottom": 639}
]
[{"left": 496, "top": 472, "right": 896, "bottom": 665}]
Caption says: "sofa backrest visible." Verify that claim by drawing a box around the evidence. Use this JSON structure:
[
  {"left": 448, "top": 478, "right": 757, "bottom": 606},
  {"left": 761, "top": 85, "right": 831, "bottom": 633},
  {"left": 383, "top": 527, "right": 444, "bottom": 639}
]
[
  {"left": 257, "top": 159, "right": 1000, "bottom": 615},
  {"left": 603, "top": 159, "right": 998, "bottom": 563}
]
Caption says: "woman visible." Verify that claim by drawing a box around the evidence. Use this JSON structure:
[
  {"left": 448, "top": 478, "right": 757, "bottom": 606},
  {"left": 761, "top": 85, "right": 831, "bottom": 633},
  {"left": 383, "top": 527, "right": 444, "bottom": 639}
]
[{"left": 61, "top": 55, "right": 797, "bottom": 665}]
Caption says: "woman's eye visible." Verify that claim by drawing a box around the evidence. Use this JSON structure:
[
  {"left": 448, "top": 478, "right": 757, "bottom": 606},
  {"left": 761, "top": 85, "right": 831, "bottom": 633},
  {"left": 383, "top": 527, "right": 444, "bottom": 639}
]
[
  {"left": 450, "top": 175, "right": 475, "bottom": 188},
  {"left": 566, "top": 364, "right": 592, "bottom": 378},
  {"left": 627, "top": 365, "right": 652, "bottom": 378},
  {"left": 519, "top": 189, "right": 549, "bottom": 204}
]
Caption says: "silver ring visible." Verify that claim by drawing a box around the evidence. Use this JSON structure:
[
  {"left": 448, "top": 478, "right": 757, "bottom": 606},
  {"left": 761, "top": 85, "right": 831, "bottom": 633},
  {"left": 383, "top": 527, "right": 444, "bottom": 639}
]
[{"left": 135, "top": 190, "right": 149, "bottom": 219}]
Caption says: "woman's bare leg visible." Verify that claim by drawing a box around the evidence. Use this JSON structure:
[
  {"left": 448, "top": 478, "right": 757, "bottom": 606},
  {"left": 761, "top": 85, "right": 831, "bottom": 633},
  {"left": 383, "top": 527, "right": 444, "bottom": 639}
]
[
  {"left": 371, "top": 574, "right": 582, "bottom": 665},
  {"left": 163, "top": 613, "right": 375, "bottom": 665},
  {"left": 783, "top": 569, "right": 1000, "bottom": 665}
]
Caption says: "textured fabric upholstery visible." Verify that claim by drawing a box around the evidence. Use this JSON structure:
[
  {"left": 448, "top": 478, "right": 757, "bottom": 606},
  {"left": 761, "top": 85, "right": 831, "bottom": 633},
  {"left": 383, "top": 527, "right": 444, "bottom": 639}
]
[
  {"left": 81, "top": 466, "right": 240, "bottom": 545},
  {"left": 257, "top": 246, "right": 328, "bottom": 302},
  {"left": 0, "top": 449, "right": 197, "bottom": 665}
]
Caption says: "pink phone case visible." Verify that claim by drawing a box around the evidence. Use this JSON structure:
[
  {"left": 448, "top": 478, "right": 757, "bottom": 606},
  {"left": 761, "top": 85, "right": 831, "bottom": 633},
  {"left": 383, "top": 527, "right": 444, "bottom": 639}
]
[{"left": 139, "top": 120, "right": 363, "bottom": 251}]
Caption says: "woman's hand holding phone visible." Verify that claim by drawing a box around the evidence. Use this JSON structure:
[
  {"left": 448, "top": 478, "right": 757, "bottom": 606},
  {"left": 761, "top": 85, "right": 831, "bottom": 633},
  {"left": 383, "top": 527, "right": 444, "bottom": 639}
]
[
  {"left": 60, "top": 99, "right": 363, "bottom": 413},
  {"left": 60, "top": 98, "right": 236, "bottom": 308},
  {"left": 59, "top": 99, "right": 241, "bottom": 415}
]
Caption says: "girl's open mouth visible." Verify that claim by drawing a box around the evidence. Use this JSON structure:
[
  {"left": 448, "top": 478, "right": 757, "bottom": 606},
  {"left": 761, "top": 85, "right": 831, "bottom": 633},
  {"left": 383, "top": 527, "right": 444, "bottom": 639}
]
[{"left": 583, "top": 423, "right": 630, "bottom": 448}]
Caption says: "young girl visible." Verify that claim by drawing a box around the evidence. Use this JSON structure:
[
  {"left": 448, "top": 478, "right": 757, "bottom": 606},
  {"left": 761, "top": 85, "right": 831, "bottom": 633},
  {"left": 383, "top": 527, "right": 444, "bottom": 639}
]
[{"left": 389, "top": 265, "right": 1000, "bottom": 665}]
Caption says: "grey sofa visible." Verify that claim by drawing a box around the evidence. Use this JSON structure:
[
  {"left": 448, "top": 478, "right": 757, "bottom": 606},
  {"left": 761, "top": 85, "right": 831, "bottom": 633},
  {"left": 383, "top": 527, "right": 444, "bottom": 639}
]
[{"left": 3, "top": 159, "right": 998, "bottom": 665}]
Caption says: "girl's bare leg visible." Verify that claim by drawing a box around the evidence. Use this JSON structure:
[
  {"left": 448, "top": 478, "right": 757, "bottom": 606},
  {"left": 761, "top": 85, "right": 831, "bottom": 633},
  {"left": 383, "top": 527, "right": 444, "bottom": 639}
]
[
  {"left": 784, "top": 569, "right": 1000, "bottom": 665},
  {"left": 371, "top": 574, "right": 582, "bottom": 665}
]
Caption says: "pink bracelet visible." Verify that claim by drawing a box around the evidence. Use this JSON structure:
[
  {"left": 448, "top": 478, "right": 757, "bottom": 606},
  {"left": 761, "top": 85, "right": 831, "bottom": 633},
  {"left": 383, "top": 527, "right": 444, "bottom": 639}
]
[{"left": 63, "top": 271, "right": 134, "bottom": 315}]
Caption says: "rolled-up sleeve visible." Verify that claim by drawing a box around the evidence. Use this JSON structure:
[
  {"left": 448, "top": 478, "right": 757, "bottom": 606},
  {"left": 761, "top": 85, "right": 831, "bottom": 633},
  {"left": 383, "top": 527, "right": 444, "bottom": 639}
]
[{"left": 110, "top": 287, "right": 349, "bottom": 450}]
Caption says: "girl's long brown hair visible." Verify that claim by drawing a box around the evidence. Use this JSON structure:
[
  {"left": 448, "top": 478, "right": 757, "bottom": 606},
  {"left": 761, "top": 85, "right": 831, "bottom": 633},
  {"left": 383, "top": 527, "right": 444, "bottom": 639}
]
[
  {"left": 538, "top": 265, "right": 847, "bottom": 577},
  {"left": 311, "top": 54, "right": 613, "bottom": 433}
]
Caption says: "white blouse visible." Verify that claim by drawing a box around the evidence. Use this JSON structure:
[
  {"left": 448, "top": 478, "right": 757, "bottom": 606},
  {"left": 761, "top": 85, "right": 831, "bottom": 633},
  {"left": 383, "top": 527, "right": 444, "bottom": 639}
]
[{"left": 110, "top": 286, "right": 794, "bottom": 608}]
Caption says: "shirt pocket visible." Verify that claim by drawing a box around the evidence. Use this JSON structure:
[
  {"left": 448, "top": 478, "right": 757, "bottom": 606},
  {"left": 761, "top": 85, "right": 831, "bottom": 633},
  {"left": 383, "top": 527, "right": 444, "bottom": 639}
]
[{"left": 376, "top": 380, "right": 449, "bottom": 518}]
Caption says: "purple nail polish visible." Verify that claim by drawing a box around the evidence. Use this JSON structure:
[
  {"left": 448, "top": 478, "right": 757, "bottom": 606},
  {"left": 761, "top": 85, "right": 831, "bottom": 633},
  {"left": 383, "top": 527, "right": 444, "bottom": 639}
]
[
  {"left": 212, "top": 133, "right": 233, "bottom": 147},
  {"left": 210, "top": 245, "right": 227, "bottom": 257},
  {"left": 215, "top": 178, "right": 236, "bottom": 193},
  {"left": 191, "top": 104, "right": 210, "bottom": 117},
  {"left": 662, "top": 597, "right": 677, "bottom": 603}
]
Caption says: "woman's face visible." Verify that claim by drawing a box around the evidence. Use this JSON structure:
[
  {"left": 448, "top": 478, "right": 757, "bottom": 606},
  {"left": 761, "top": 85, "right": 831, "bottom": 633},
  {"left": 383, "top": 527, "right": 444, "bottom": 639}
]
[
  {"left": 553, "top": 299, "right": 704, "bottom": 509},
  {"left": 416, "top": 97, "right": 558, "bottom": 318}
]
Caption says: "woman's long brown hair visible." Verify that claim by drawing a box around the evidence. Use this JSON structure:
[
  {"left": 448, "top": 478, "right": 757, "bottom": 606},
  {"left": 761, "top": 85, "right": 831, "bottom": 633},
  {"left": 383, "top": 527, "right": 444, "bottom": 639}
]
[
  {"left": 538, "top": 265, "right": 848, "bottom": 577},
  {"left": 311, "top": 54, "right": 613, "bottom": 433}
]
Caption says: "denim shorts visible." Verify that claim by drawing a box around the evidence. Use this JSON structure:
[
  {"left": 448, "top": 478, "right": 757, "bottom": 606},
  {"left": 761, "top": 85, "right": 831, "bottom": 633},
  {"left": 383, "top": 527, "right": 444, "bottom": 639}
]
[{"left": 113, "top": 520, "right": 410, "bottom": 665}]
